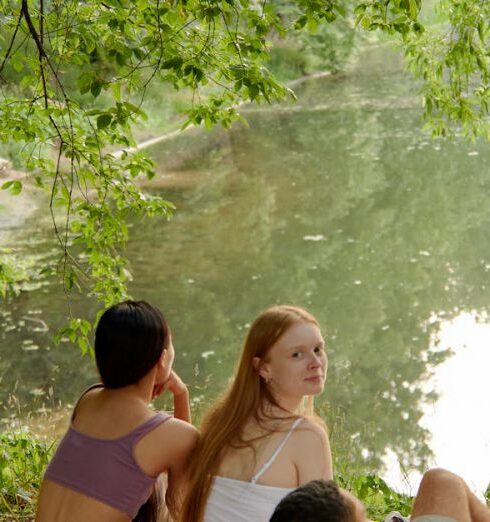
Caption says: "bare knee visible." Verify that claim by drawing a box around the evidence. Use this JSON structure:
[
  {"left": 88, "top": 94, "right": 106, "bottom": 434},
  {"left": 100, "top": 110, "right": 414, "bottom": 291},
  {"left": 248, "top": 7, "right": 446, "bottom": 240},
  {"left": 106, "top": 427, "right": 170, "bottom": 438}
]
[
  {"left": 419, "top": 468, "right": 462, "bottom": 492},
  {"left": 412, "top": 468, "right": 470, "bottom": 521}
]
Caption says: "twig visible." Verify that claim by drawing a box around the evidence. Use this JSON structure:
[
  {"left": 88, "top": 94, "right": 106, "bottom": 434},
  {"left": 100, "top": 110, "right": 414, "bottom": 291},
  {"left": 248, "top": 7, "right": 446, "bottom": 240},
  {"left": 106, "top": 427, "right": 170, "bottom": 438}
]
[{"left": 0, "top": 9, "right": 24, "bottom": 76}]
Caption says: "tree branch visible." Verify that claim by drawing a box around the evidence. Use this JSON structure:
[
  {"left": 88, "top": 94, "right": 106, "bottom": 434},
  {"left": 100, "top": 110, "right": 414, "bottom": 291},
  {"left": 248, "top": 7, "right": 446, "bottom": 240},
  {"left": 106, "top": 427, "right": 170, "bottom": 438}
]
[
  {"left": 21, "top": 0, "right": 48, "bottom": 60},
  {"left": 0, "top": 9, "right": 24, "bottom": 76}
]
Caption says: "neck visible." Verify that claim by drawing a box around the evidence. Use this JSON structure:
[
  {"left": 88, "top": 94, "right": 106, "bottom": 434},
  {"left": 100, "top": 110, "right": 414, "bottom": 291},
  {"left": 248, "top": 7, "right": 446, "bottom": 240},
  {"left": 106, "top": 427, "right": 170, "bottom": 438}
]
[
  {"left": 263, "top": 395, "right": 305, "bottom": 416},
  {"left": 103, "top": 368, "right": 157, "bottom": 405}
]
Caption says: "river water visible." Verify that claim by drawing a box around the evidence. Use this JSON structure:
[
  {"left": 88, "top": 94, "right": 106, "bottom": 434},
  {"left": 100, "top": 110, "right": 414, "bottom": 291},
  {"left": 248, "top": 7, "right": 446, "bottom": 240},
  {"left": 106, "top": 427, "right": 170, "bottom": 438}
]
[{"left": 1, "top": 46, "right": 489, "bottom": 494}]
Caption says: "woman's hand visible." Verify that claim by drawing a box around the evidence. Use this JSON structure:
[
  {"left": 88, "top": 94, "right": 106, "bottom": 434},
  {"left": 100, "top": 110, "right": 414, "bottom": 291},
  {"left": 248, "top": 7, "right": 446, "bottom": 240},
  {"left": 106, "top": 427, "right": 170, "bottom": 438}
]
[
  {"left": 151, "top": 381, "right": 165, "bottom": 400},
  {"left": 152, "top": 371, "right": 188, "bottom": 400},
  {"left": 163, "top": 370, "right": 188, "bottom": 397},
  {"left": 153, "top": 371, "right": 191, "bottom": 422}
]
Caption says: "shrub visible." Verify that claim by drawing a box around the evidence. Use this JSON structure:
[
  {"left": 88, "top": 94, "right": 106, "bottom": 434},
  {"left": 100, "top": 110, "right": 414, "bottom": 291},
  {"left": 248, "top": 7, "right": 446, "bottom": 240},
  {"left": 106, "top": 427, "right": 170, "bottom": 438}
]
[{"left": 0, "top": 432, "right": 53, "bottom": 520}]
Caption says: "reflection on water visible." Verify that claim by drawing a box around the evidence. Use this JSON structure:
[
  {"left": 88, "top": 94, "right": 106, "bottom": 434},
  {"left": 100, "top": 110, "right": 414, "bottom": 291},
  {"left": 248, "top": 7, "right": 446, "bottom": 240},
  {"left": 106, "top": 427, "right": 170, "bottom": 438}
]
[
  {"left": 424, "top": 315, "right": 490, "bottom": 493},
  {"left": 1, "top": 46, "right": 490, "bottom": 489},
  {"left": 384, "top": 312, "right": 490, "bottom": 495}
]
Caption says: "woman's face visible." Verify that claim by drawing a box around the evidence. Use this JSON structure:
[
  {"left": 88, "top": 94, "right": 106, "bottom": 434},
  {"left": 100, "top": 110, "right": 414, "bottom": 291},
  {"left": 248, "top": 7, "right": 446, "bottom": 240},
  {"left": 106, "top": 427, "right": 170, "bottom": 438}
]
[{"left": 256, "top": 320, "right": 327, "bottom": 405}]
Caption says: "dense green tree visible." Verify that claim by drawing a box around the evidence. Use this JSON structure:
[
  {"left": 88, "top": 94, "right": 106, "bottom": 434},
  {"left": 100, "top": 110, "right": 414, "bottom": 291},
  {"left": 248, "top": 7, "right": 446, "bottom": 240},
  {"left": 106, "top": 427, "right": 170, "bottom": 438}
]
[{"left": 0, "top": 0, "right": 489, "bottom": 347}]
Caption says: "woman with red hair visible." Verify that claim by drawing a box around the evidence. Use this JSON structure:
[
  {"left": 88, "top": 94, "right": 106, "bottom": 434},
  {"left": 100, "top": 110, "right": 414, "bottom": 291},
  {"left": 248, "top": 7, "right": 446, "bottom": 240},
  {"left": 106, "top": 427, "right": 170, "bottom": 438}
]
[{"left": 181, "top": 305, "right": 333, "bottom": 522}]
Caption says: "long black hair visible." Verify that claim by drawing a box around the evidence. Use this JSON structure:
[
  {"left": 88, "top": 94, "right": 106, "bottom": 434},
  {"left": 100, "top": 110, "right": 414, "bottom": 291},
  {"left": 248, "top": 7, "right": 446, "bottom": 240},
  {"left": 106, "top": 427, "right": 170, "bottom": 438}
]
[{"left": 133, "top": 484, "right": 161, "bottom": 522}]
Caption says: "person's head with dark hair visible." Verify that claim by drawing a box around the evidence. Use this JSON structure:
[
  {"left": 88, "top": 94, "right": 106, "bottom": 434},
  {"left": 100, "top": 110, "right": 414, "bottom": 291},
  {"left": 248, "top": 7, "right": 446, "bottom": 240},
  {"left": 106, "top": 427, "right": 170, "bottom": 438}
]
[
  {"left": 95, "top": 300, "right": 171, "bottom": 389},
  {"left": 270, "top": 479, "right": 368, "bottom": 522}
]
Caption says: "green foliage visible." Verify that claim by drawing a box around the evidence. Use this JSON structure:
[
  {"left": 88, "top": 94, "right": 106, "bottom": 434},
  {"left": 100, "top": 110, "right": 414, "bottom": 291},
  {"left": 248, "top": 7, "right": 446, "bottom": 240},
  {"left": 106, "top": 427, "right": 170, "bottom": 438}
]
[
  {"left": 356, "top": 0, "right": 490, "bottom": 139},
  {"left": 328, "top": 402, "right": 414, "bottom": 517},
  {"left": 1, "top": 180, "right": 22, "bottom": 196},
  {"left": 1, "top": 0, "right": 490, "bottom": 353},
  {"left": 54, "top": 318, "right": 93, "bottom": 356},
  {"left": 409, "top": 0, "right": 490, "bottom": 139},
  {"left": 339, "top": 473, "right": 412, "bottom": 519},
  {"left": 267, "top": 1, "right": 358, "bottom": 80},
  {"left": 0, "top": 0, "right": 341, "bottom": 352},
  {"left": 355, "top": 0, "right": 423, "bottom": 34},
  {"left": 0, "top": 248, "right": 28, "bottom": 299},
  {"left": 0, "top": 432, "right": 53, "bottom": 519}
]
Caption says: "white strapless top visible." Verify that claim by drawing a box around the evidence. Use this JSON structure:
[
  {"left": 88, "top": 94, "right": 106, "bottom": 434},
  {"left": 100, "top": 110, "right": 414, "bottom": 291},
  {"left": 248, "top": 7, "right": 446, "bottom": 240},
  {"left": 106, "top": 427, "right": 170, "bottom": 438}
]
[{"left": 203, "top": 418, "right": 303, "bottom": 522}]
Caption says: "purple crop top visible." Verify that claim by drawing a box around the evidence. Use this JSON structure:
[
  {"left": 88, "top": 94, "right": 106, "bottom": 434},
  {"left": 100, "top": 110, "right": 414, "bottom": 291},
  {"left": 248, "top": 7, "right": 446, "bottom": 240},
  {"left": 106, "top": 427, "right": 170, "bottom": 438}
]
[{"left": 44, "top": 384, "right": 171, "bottom": 518}]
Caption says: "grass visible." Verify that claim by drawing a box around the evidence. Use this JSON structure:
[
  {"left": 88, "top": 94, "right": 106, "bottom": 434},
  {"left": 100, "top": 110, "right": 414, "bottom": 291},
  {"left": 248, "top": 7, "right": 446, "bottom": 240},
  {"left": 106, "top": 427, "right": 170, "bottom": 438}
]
[
  {"left": 0, "top": 432, "right": 53, "bottom": 521},
  {"left": 345, "top": 474, "right": 413, "bottom": 519},
  {"left": 328, "top": 407, "right": 413, "bottom": 519}
]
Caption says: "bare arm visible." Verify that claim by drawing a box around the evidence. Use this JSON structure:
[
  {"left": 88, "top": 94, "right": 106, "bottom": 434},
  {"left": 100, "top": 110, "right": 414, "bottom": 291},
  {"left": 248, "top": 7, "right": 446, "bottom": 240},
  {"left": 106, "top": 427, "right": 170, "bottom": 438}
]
[
  {"left": 164, "top": 420, "right": 199, "bottom": 519},
  {"left": 294, "top": 419, "right": 333, "bottom": 484},
  {"left": 153, "top": 370, "right": 192, "bottom": 423},
  {"left": 172, "top": 386, "right": 191, "bottom": 423}
]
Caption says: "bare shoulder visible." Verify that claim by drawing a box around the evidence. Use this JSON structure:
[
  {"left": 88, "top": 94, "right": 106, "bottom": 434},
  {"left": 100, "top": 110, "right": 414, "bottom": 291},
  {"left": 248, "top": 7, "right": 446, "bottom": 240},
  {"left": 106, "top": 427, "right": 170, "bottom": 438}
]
[
  {"left": 290, "top": 417, "right": 333, "bottom": 482},
  {"left": 293, "top": 417, "right": 329, "bottom": 446},
  {"left": 155, "top": 416, "right": 199, "bottom": 451},
  {"left": 136, "top": 417, "right": 199, "bottom": 475}
]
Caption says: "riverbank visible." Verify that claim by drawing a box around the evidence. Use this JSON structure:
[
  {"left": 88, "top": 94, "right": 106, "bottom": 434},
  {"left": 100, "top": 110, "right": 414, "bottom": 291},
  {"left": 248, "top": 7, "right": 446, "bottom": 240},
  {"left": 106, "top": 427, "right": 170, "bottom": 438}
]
[{"left": 0, "top": 430, "right": 417, "bottom": 522}]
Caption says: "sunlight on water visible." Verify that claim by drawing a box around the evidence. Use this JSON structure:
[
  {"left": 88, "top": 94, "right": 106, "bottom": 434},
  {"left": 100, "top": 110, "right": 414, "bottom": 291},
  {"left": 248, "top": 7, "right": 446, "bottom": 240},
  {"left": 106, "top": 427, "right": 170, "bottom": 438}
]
[{"left": 384, "top": 312, "right": 490, "bottom": 496}]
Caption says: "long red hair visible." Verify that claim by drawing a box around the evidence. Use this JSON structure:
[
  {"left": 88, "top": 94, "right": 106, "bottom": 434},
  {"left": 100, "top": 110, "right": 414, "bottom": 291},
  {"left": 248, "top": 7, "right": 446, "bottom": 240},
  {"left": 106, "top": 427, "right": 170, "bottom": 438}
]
[{"left": 179, "top": 305, "right": 319, "bottom": 522}]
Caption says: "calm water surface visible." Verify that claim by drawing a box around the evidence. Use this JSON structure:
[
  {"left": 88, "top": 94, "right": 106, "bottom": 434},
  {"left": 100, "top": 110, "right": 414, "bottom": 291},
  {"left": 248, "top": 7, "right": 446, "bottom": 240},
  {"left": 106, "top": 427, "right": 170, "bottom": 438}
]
[{"left": 1, "top": 47, "right": 489, "bottom": 493}]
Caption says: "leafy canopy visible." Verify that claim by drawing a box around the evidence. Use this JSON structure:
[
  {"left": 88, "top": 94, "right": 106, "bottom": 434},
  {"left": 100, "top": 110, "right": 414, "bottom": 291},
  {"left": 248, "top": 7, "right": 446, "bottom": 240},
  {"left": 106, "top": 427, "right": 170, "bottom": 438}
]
[{"left": 0, "top": 0, "right": 489, "bottom": 350}]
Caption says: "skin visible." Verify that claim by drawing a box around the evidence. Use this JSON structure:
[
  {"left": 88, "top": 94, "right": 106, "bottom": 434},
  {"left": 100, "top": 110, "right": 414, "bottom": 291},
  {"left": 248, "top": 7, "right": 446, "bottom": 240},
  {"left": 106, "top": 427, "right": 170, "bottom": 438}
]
[
  {"left": 411, "top": 469, "right": 490, "bottom": 522},
  {"left": 152, "top": 338, "right": 192, "bottom": 423},
  {"left": 254, "top": 320, "right": 328, "bottom": 412},
  {"left": 340, "top": 489, "right": 371, "bottom": 522},
  {"left": 36, "top": 338, "right": 198, "bottom": 522},
  {"left": 217, "top": 320, "right": 333, "bottom": 488}
]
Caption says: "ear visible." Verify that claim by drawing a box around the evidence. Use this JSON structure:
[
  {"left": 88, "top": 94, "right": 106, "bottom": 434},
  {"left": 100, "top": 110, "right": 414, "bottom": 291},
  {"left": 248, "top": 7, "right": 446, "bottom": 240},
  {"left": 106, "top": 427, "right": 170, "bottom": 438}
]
[
  {"left": 155, "top": 351, "right": 166, "bottom": 377},
  {"left": 157, "top": 350, "right": 166, "bottom": 368},
  {"left": 252, "top": 356, "right": 271, "bottom": 381}
]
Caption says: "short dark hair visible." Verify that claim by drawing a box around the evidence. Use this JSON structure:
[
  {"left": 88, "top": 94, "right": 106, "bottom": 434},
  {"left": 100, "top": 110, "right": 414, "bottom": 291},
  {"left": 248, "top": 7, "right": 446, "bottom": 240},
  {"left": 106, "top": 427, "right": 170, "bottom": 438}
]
[
  {"left": 270, "top": 480, "right": 352, "bottom": 522},
  {"left": 95, "top": 300, "right": 169, "bottom": 388}
]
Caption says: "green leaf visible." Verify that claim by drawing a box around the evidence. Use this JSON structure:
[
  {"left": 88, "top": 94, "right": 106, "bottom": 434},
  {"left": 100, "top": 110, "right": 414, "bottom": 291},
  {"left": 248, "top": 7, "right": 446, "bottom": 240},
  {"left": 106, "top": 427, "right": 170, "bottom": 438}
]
[
  {"left": 97, "top": 114, "right": 113, "bottom": 129},
  {"left": 294, "top": 14, "right": 308, "bottom": 29},
  {"left": 90, "top": 79, "right": 104, "bottom": 98},
  {"left": 161, "top": 57, "right": 184, "bottom": 70},
  {"left": 78, "top": 72, "right": 94, "bottom": 95},
  {"left": 408, "top": 0, "right": 419, "bottom": 20},
  {"left": 1, "top": 180, "right": 22, "bottom": 195},
  {"left": 112, "top": 82, "right": 122, "bottom": 102}
]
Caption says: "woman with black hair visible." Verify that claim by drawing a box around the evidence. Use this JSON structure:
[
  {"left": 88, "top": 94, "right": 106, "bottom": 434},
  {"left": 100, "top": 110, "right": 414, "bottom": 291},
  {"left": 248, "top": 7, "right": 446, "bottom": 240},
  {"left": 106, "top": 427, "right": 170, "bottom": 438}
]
[{"left": 36, "top": 300, "right": 198, "bottom": 522}]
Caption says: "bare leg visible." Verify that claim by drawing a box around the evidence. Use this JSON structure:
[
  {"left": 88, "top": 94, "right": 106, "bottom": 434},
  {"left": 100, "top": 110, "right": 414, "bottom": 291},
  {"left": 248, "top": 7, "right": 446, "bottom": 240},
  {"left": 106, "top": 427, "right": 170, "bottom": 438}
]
[{"left": 411, "top": 469, "right": 490, "bottom": 522}]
